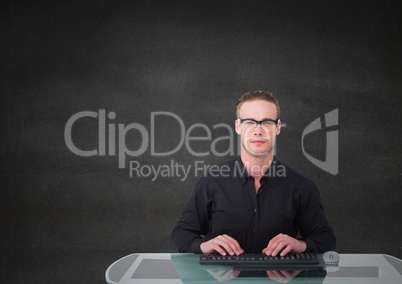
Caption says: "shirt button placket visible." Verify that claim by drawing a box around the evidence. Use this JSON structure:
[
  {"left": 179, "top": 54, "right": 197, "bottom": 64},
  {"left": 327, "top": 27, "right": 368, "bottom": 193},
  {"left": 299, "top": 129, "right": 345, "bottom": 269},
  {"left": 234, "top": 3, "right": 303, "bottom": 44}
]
[{"left": 253, "top": 208, "right": 258, "bottom": 234}]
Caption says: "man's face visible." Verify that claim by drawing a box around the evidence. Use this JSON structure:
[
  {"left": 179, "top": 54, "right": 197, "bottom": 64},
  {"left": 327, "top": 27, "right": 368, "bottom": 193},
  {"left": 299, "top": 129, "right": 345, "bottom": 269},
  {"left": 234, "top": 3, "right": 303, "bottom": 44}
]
[{"left": 235, "top": 100, "right": 281, "bottom": 157}]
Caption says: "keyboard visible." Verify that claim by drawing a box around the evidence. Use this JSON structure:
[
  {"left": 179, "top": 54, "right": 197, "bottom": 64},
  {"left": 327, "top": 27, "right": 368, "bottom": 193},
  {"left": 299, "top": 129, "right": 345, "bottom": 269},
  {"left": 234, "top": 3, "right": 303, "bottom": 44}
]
[{"left": 200, "top": 252, "right": 319, "bottom": 266}]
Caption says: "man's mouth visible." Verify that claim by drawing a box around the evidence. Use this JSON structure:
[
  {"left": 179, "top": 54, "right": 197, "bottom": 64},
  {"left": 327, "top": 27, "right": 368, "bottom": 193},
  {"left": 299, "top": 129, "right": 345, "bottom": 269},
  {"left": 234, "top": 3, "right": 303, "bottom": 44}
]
[{"left": 250, "top": 139, "right": 267, "bottom": 145}]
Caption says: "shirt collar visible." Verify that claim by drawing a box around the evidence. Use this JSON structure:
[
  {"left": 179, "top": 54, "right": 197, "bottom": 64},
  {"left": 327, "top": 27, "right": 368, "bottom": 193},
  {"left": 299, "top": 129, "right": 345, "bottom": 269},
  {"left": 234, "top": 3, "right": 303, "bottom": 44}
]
[{"left": 236, "top": 156, "right": 278, "bottom": 186}]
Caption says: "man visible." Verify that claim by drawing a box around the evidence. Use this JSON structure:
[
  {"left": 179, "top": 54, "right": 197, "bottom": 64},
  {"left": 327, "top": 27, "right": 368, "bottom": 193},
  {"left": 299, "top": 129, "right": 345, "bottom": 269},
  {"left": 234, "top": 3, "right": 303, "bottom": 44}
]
[{"left": 171, "top": 91, "right": 336, "bottom": 257}]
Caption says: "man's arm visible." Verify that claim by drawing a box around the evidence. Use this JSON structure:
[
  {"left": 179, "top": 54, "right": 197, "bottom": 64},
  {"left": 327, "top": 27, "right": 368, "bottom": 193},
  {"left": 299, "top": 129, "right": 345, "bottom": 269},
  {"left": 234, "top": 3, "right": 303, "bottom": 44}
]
[
  {"left": 171, "top": 177, "right": 211, "bottom": 253},
  {"left": 171, "top": 176, "right": 244, "bottom": 255},
  {"left": 296, "top": 182, "right": 336, "bottom": 253},
  {"left": 262, "top": 180, "right": 336, "bottom": 256}
]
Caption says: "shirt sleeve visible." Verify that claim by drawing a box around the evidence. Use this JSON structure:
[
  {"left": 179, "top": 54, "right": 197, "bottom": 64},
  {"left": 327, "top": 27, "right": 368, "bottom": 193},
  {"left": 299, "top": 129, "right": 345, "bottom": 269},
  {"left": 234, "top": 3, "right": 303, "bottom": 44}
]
[
  {"left": 296, "top": 181, "right": 337, "bottom": 253},
  {"left": 171, "top": 176, "right": 212, "bottom": 253}
]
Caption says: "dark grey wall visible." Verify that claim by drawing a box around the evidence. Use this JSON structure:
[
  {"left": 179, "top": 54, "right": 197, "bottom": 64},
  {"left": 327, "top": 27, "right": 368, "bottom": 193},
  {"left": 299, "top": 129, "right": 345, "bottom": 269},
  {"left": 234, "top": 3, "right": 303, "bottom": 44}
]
[{"left": 2, "top": 0, "right": 401, "bottom": 283}]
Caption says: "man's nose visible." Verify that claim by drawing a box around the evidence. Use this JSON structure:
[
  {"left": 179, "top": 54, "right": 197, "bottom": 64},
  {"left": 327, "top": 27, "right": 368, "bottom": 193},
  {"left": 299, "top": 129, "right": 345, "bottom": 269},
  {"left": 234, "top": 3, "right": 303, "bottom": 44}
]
[{"left": 253, "top": 124, "right": 264, "bottom": 135}]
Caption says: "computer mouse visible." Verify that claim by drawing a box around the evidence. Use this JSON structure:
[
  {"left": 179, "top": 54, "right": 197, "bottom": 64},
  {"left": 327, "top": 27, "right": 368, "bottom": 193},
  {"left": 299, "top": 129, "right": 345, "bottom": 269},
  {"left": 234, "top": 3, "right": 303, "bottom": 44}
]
[{"left": 323, "top": 251, "right": 339, "bottom": 265}]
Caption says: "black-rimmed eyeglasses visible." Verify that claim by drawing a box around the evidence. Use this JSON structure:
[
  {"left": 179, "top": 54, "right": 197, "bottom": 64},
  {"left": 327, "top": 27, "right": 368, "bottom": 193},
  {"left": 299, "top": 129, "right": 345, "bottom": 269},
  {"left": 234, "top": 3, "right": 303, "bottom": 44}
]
[{"left": 237, "top": 118, "right": 280, "bottom": 127}]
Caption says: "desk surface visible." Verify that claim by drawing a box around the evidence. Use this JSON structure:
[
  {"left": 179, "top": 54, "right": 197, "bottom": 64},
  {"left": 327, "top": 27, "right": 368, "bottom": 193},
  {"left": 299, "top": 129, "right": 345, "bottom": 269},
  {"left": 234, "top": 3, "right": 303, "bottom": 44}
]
[{"left": 106, "top": 253, "right": 402, "bottom": 284}]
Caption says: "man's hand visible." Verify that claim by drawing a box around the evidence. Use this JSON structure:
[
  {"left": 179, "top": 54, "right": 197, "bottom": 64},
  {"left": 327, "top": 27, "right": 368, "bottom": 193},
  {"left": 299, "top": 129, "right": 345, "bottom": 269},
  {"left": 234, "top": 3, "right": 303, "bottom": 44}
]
[
  {"left": 262, "top": 233, "right": 306, "bottom": 256},
  {"left": 200, "top": 234, "right": 244, "bottom": 256}
]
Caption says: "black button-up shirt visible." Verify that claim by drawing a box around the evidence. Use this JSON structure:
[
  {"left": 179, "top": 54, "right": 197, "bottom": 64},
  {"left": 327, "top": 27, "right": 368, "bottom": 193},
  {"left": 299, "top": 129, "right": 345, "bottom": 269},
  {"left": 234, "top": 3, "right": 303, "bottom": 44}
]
[{"left": 171, "top": 157, "right": 336, "bottom": 253}]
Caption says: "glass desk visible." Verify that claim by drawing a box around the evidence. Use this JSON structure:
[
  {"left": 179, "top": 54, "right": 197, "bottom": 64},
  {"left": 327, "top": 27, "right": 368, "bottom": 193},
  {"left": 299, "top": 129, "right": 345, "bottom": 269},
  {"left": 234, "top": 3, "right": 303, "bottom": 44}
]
[{"left": 106, "top": 253, "right": 402, "bottom": 283}]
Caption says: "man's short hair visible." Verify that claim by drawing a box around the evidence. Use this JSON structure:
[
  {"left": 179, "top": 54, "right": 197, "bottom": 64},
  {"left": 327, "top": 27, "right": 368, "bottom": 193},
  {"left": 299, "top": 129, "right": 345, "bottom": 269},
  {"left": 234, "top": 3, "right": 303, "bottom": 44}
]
[{"left": 236, "top": 91, "right": 281, "bottom": 119}]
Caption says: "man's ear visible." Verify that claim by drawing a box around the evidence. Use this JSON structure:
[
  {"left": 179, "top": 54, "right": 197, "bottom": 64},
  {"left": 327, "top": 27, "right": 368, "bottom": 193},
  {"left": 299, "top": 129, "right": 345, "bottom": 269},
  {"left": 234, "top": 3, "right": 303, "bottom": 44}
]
[
  {"left": 235, "top": 119, "right": 241, "bottom": 135},
  {"left": 276, "top": 120, "right": 281, "bottom": 135}
]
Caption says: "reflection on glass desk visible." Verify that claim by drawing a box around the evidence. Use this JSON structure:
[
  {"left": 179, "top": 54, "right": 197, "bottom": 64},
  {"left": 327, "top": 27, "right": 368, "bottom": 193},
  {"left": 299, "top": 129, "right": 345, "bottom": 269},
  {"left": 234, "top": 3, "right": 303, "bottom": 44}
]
[{"left": 105, "top": 253, "right": 402, "bottom": 283}]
